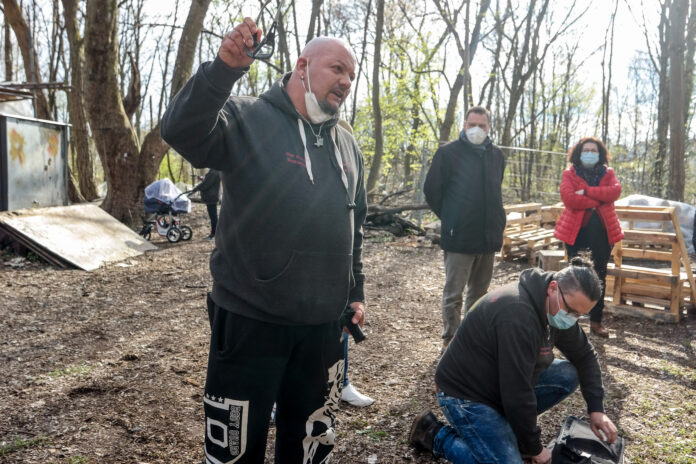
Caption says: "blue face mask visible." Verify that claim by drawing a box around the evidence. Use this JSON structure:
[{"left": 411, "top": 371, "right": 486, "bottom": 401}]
[
  {"left": 580, "top": 151, "right": 600, "bottom": 168},
  {"left": 547, "top": 290, "right": 579, "bottom": 330}
]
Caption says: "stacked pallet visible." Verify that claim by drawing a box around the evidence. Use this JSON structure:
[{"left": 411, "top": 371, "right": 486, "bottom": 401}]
[
  {"left": 499, "top": 203, "right": 562, "bottom": 262},
  {"left": 606, "top": 205, "right": 696, "bottom": 323}
]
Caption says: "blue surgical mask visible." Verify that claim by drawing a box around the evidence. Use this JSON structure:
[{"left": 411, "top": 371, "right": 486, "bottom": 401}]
[
  {"left": 547, "top": 290, "right": 579, "bottom": 330},
  {"left": 580, "top": 151, "right": 600, "bottom": 168}
]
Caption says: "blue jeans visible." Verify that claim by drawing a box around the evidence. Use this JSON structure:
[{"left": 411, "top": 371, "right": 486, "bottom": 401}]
[{"left": 433, "top": 359, "right": 579, "bottom": 463}]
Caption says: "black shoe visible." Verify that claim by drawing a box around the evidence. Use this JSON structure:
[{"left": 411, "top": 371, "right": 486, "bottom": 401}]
[
  {"left": 206, "top": 234, "right": 215, "bottom": 241},
  {"left": 409, "top": 410, "right": 444, "bottom": 453}
]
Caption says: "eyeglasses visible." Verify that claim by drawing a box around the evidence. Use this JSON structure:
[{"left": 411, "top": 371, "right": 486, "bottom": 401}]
[
  {"left": 245, "top": 21, "right": 277, "bottom": 60},
  {"left": 245, "top": 0, "right": 280, "bottom": 60},
  {"left": 557, "top": 286, "right": 587, "bottom": 320}
]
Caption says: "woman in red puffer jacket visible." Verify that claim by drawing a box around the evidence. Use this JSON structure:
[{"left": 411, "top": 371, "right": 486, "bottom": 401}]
[{"left": 554, "top": 137, "right": 623, "bottom": 337}]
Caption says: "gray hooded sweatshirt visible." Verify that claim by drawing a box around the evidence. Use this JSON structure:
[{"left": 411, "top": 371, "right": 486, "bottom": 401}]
[{"left": 161, "top": 57, "right": 367, "bottom": 325}]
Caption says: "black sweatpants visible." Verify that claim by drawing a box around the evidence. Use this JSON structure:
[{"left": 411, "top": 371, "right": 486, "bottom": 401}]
[
  {"left": 204, "top": 295, "right": 345, "bottom": 463},
  {"left": 565, "top": 211, "right": 612, "bottom": 323},
  {"left": 205, "top": 203, "right": 218, "bottom": 236}
]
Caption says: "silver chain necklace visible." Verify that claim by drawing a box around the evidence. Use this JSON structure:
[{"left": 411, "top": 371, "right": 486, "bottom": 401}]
[{"left": 300, "top": 117, "right": 327, "bottom": 147}]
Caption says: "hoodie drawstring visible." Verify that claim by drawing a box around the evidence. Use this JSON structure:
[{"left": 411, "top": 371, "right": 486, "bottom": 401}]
[{"left": 296, "top": 120, "right": 349, "bottom": 192}]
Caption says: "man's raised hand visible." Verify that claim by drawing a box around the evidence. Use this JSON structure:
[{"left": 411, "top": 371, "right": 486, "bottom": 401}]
[{"left": 218, "top": 18, "right": 262, "bottom": 69}]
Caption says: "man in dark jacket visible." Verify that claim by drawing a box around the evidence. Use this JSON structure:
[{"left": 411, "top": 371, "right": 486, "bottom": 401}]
[
  {"left": 161, "top": 18, "right": 367, "bottom": 464},
  {"left": 409, "top": 257, "right": 618, "bottom": 464},
  {"left": 423, "top": 106, "right": 506, "bottom": 349},
  {"left": 192, "top": 169, "right": 221, "bottom": 239}
]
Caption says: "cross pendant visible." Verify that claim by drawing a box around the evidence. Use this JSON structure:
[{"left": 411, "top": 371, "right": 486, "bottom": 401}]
[{"left": 314, "top": 136, "right": 324, "bottom": 147}]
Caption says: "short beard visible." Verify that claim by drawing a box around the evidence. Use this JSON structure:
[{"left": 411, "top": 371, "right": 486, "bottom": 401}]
[{"left": 318, "top": 98, "right": 339, "bottom": 115}]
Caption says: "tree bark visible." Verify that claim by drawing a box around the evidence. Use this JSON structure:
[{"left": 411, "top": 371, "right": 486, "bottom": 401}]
[
  {"left": 83, "top": 0, "right": 211, "bottom": 224},
  {"left": 85, "top": 0, "right": 142, "bottom": 222},
  {"left": 4, "top": 0, "right": 84, "bottom": 202},
  {"left": 4, "top": 20, "right": 12, "bottom": 80},
  {"left": 651, "top": 1, "right": 670, "bottom": 197},
  {"left": 435, "top": 0, "right": 491, "bottom": 143},
  {"left": 170, "top": 0, "right": 210, "bottom": 101},
  {"left": 365, "top": 0, "right": 385, "bottom": 195},
  {"left": 683, "top": 0, "right": 696, "bottom": 125},
  {"left": 306, "top": 0, "right": 324, "bottom": 43},
  {"left": 667, "top": 0, "right": 687, "bottom": 201},
  {"left": 600, "top": 0, "right": 618, "bottom": 143},
  {"left": 1, "top": 0, "right": 50, "bottom": 119},
  {"left": 61, "top": 0, "right": 99, "bottom": 200}
]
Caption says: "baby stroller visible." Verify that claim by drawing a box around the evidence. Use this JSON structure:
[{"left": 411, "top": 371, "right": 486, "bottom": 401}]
[{"left": 139, "top": 179, "right": 193, "bottom": 243}]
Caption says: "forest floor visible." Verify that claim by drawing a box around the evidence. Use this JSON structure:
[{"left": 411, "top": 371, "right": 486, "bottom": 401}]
[{"left": 1, "top": 203, "right": 696, "bottom": 464}]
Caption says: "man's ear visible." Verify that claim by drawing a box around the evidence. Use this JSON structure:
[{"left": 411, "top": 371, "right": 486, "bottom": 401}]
[{"left": 296, "top": 57, "right": 308, "bottom": 77}]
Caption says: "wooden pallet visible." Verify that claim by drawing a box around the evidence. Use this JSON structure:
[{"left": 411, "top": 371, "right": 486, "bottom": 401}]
[
  {"left": 499, "top": 203, "right": 562, "bottom": 262},
  {"left": 605, "top": 206, "right": 696, "bottom": 323}
]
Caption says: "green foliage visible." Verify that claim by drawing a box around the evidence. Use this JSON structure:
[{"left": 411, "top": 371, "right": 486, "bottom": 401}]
[
  {"left": 158, "top": 151, "right": 196, "bottom": 186},
  {"left": 356, "top": 427, "right": 389, "bottom": 441},
  {"left": 0, "top": 437, "right": 48, "bottom": 457},
  {"left": 47, "top": 363, "right": 92, "bottom": 378},
  {"left": 354, "top": 31, "right": 442, "bottom": 193},
  {"left": 67, "top": 457, "right": 91, "bottom": 464},
  {"left": 628, "top": 399, "right": 696, "bottom": 463}
]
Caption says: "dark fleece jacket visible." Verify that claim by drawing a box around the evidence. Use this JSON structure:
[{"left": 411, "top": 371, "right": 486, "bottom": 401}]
[
  {"left": 193, "top": 170, "right": 221, "bottom": 205},
  {"left": 160, "top": 57, "right": 367, "bottom": 325},
  {"left": 423, "top": 137, "right": 506, "bottom": 254},
  {"left": 435, "top": 268, "right": 604, "bottom": 456}
]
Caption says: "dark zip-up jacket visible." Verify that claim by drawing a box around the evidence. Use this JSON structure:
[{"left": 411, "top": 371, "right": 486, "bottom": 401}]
[
  {"left": 435, "top": 268, "right": 605, "bottom": 456},
  {"left": 423, "top": 137, "right": 506, "bottom": 253},
  {"left": 193, "top": 170, "right": 221, "bottom": 205},
  {"left": 160, "top": 57, "right": 367, "bottom": 325}
]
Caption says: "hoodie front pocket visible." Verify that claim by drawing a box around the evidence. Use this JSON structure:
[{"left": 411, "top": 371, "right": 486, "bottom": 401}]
[{"left": 253, "top": 250, "right": 352, "bottom": 324}]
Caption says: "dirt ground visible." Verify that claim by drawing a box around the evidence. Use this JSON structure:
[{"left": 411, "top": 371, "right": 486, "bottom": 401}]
[{"left": 1, "top": 203, "right": 695, "bottom": 464}]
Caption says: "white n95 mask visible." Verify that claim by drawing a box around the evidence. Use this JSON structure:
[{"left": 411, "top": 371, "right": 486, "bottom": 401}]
[
  {"left": 465, "top": 126, "right": 488, "bottom": 145},
  {"left": 302, "top": 65, "right": 333, "bottom": 124}
]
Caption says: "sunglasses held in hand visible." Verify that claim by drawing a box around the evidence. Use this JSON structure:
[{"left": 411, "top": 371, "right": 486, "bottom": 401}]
[{"left": 245, "top": 1, "right": 280, "bottom": 60}]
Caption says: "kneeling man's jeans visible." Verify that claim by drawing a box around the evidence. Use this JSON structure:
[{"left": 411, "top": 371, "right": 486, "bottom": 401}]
[{"left": 433, "top": 359, "right": 579, "bottom": 463}]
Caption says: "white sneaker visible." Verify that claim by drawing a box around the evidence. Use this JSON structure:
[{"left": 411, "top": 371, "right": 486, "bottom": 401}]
[{"left": 341, "top": 382, "right": 374, "bottom": 407}]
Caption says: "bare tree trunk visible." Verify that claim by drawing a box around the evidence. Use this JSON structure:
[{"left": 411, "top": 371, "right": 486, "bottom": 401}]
[
  {"left": 668, "top": 0, "right": 687, "bottom": 201},
  {"left": 3, "top": 0, "right": 85, "bottom": 203},
  {"left": 600, "top": 0, "right": 618, "bottom": 142},
  {"left": 83, "top": 0, "right": 211, "bottom": 224},
  {"left": 349, "top": 0, "right": 372, "bottom": 127},
  {"left": 365, "top": 0, "right": 385, "bottom": 194},
  {"left": 651, "top": 1, "right": 670, "bottom": 197},
  {"left": 501, "top": 0, "right": 548, "bottom": 147},
  {"left": 440, "top": 72, "right": 465, "bottom": 143},
  {"left": 85, "top": 0, "right": 142, "bottom": 221},
  {"left": 435, "top": 0, "right": 491, "bottom": 143},
  {"left": 140, "top": 0, "right": 212, "bottom": 184},
  {"left": 683, "top": 0, "right": 696, "bottom": 124},
  {"left": 170, "top": 0, "right": 210, "bottom": 104},
  {"left": 403, "top": 73, "right": 422, "bottom": 186},
  {"left": 4, "top": 21, "right": 12, "bottom": 80},
  {"left": 306, "top": 0, "right": 324, "bottom": 43},
  {"left": 61, "top": 0, "right": 99, "bottom": 200},
  {"left": 1, "top": 0, "right": 50, "bottom": 119},
  {"left": 276, "top": 3, "right": 292, "bottom": 72}
]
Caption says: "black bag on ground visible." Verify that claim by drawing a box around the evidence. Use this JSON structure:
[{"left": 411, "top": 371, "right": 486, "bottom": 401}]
[{"left": 548, "top": 416, "right": 625, "bottom": 464}]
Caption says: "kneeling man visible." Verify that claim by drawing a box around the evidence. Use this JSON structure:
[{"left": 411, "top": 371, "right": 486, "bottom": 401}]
[{"left": 410, "top": 256, "right": 618, "bottom": 464}]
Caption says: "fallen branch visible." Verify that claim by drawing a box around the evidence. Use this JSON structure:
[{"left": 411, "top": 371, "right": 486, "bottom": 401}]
[
  {"left": 367, "top": 202, "right": 429, "bottom": 216},
  {"left": 365, "top": 202, "right": 430, "bottom": 236}
]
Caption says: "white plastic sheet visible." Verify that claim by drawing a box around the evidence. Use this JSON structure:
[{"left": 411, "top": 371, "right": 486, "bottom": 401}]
[
  {"left": 144, "top": 178, "right": 191, "bottom": 213},
  {"left": 615, "top": 194, "right": 695, "bottom": 255}
]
